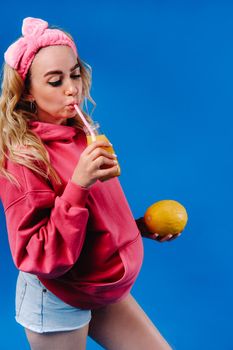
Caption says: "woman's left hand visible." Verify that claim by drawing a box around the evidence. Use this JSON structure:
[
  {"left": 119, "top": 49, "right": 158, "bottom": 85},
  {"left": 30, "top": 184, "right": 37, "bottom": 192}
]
[{"left": 135, "top": 217, "right": 181, "bottom": 242}]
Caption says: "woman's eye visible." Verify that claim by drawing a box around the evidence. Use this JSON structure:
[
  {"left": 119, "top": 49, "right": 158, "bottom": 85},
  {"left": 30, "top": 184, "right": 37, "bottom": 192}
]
[
  {"left": 48, "top": 80, "right": 62, "bottom": 87},
  {"left": 71, "top": 74, "right": 81, "bottom": 79}
]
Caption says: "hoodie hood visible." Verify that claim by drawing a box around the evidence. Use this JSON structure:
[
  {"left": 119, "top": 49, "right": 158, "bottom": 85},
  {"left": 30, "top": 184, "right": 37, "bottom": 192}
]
[{"left": 29, "top": 120, "right": 79, "bottom": 142}]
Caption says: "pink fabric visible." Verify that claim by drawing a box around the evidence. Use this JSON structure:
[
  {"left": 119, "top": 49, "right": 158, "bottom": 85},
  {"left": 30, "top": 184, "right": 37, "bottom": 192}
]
[
  {"left": 0, "top": 121, "right": 144, "bottom": 309},
  {"left": 4, "top": 17, "right": 78, "bottom": 81}
]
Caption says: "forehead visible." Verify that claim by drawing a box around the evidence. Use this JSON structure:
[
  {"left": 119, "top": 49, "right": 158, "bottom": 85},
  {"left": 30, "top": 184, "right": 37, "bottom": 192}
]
[{"left": 30, "top": 45, "right": 78, "bottom": 74}]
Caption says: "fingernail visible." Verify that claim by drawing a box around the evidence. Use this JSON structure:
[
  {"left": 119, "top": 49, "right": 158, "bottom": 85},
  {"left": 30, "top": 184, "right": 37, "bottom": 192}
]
[
  {"left": 113, "top": 160, "right": 118, "bottom": 164},
  {"left": 113, "top": 153, "right": 117, "bottom": 157}
]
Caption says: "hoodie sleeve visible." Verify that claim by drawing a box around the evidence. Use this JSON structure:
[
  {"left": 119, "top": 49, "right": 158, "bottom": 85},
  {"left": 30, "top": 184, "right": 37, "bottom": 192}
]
[{"left": 2, "top": 175, "right": 90, "bottom": 279}]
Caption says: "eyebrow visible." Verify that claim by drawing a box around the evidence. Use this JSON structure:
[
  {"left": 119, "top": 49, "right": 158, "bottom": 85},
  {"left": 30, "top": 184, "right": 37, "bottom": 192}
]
[{"left": 44, "top": 63, "right": 80, "bottom": 77}]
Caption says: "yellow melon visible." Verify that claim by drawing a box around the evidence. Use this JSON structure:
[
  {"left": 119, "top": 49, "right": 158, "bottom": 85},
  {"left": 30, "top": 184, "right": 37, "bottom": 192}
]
[{"left": 144, "top": 200, "right": 188, "bottom": 236}]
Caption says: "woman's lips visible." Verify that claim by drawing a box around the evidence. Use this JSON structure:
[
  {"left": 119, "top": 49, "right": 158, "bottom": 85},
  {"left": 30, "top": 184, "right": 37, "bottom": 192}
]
[
  {"left": 66, "top": 104, "right": 75, "bottom": 110},
  {"left": 66, "top": 102, "right": 80, "bottom": 109}
]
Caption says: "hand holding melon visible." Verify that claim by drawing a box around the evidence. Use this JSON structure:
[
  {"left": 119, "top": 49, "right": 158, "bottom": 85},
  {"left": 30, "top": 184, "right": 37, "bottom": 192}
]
[{"left": 137, "top": 200, "right": 188, "bottom": 242}]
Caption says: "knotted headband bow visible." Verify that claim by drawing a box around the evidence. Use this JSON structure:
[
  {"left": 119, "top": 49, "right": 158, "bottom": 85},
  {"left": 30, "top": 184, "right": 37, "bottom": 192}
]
[{"left": 4, "top": 17, "right": 78, "bottom": 81}]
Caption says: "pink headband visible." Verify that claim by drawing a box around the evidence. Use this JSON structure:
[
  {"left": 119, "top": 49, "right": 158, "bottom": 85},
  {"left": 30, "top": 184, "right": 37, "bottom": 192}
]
[{"left": 4, "top": 17, "right": 78, "bottom": 81}]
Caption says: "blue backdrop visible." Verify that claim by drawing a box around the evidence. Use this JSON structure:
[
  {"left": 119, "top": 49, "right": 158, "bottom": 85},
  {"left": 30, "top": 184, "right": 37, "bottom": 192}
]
[{"left": 0, "top": 1, "right": 232, "bottom": 349}]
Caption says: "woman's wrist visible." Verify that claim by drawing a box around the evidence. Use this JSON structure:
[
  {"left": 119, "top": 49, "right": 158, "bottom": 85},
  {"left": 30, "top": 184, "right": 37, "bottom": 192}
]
[{"left": 71, "top": 176, "right": 92, "bottom": 189}]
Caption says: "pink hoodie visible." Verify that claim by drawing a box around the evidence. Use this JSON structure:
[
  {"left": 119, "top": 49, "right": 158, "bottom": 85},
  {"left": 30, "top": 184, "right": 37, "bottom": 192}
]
[{"left": 0, "top": 121, "right": 144, "bottom": 309}]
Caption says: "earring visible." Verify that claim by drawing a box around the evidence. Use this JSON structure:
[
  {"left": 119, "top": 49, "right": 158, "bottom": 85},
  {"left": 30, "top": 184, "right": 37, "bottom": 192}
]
[{"left": 30, "top": 100, "right": 37, "bottom": 114}]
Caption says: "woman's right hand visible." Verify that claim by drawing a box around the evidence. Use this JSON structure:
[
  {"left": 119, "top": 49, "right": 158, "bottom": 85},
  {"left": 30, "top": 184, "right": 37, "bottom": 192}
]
[{"left": 71, "top": 140, "right": 119, "bottom": 188}]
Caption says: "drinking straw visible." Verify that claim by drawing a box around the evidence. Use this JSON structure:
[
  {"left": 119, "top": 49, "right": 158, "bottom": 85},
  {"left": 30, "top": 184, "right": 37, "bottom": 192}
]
[{"left": 74, "top": 104, "right": 96, "bottom": 141}]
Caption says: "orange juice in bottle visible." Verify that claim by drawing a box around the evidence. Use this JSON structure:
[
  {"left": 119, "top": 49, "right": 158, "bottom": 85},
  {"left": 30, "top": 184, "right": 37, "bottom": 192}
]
[
  {"left": 85, "top": 122, "right": 121, "bottom": 181},
  {"left": 74, "top": 104, "right": 120, "bottom": 181}
]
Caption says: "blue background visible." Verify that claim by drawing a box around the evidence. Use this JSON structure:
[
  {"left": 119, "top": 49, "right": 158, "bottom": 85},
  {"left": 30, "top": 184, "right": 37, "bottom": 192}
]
[{"left": 0, "top": 1, "right": 232, "bottom": 349}]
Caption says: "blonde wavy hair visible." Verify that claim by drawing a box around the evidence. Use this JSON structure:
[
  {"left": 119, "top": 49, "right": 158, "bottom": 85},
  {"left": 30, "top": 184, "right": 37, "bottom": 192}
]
[{"left": 0, "top": 38, "right": 95, "bottom": 186}]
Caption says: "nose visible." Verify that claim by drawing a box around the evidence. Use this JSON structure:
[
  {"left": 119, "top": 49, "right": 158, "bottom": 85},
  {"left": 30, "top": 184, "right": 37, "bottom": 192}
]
[{"left": 64, "top": 80, "right": 79, "bottom": 96}]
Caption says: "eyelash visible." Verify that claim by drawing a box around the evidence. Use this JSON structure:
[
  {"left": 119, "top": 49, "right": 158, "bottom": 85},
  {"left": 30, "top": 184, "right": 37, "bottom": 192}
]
[{"left": 48, "top": 74, "right": 81, "bottom": 87}]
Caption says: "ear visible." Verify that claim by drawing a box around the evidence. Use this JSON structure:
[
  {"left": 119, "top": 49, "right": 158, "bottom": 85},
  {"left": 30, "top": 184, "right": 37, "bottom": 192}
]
[{"left": 23, "top": 93, "right": 35, "bottom": 102}]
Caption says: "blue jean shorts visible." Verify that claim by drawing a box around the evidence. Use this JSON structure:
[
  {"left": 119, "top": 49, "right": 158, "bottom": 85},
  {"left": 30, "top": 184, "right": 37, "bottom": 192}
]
[{"left": 15, "top": 271, "right": 92, "bottom": 333}]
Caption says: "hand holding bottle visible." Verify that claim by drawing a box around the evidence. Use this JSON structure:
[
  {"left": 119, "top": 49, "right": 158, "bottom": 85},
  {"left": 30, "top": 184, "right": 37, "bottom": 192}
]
[
  {"left": 73, "top": 104, "right": 121, "bottom": 185},
  {"left": 71, "top": 139, "right": 119, "bottom": 188}
]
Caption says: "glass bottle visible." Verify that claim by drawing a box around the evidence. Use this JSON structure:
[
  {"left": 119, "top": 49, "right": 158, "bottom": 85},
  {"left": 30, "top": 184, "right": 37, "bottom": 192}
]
[{"left": 84, "top": 122, "right": 121, "bottom": 181}]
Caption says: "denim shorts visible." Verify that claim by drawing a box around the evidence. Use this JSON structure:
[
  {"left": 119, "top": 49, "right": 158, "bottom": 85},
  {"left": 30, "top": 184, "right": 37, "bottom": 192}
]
[{"left": 15, "top": 271, "right": 92, "bottom": 333}]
